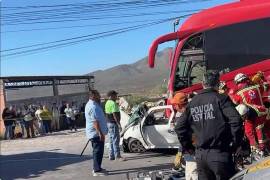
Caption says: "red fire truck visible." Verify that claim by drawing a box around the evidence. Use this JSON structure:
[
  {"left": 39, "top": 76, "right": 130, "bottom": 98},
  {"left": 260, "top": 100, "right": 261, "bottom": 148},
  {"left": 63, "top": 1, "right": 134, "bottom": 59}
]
[{"left": 148, "top": 0, "right": 270, "bottom": 103}]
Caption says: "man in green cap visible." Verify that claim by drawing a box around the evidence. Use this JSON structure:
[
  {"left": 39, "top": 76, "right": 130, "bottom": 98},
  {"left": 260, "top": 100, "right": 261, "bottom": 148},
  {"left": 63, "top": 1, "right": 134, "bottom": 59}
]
[{"left": 105, "top": 90, "right": 125, "bottom": 161}]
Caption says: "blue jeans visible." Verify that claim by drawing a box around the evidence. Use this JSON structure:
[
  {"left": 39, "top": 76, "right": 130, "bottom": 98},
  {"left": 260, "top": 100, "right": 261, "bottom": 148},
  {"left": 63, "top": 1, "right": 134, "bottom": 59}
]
[
  {"left": 43, "top": 121, "right": 52, "bottom": 133},
  {"left": 4, "top": 125, "right": 13, "bottom": 140},
  {"left": 25, "top": 120, "right": 35, "bottom": 138},
  {"left": 39, "top": 121, "right": 46, "bottom": 135},
  {"left": 19, "top": 120, "right": 25, "bottom": 137},
  {"left": 91, "top": 137, "right": 105, "bottom": 172},
  {"left": 107, "top": 122, "right": 120, "bottom": 159}
]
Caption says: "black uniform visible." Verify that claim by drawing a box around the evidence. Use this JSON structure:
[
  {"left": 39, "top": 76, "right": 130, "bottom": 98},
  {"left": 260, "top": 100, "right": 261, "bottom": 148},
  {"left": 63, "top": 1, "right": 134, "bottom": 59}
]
[{"left": 175, "top": 88, "right": 243, "bottom": 180}]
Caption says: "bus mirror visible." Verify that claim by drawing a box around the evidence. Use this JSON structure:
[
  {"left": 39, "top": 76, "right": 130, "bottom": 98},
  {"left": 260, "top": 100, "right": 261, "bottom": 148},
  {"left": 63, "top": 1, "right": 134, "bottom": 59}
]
[{"left": 148, "top": 32, "right": 178, "bottom": 68}]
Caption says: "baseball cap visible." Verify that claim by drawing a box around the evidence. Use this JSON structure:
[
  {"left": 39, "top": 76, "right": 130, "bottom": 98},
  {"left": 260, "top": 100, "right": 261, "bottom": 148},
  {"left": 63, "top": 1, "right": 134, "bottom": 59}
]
[
  {"left": 170, "top": 92, "right": 188, "bottom": 106},
  {"left": 107, "top": 90, "right": 118, "bottom": 97}
]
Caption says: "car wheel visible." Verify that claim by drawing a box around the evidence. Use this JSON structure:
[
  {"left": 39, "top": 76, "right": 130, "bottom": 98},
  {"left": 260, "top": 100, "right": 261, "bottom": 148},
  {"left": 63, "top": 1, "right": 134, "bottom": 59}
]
[{"left": 128, "top": 138, "right": 146, "bottom": 153}]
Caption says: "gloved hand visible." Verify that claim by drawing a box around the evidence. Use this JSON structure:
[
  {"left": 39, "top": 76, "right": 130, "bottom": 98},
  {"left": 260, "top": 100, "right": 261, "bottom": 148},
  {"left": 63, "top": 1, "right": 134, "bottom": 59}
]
[
  {"left": 174, "top": 152, "right": 183, "bottom": 169},
  {"left": 250, "top": 145, "right": 259, "bottom": 152}
]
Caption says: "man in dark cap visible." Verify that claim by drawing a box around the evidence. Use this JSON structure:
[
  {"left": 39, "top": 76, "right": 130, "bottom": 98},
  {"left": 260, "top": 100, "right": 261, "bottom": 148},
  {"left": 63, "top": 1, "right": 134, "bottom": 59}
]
[
  {"left": 105, "top": 90, "right": 125, "bottom": 161},
  {"left": 175, "top": 70, "right": 244, "bottom": 180}
]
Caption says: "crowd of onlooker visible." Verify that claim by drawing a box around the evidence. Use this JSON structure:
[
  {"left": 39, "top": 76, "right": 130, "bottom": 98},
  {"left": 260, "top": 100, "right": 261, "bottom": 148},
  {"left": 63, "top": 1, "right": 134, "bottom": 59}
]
[{"left": 1, "top": 101, "right": 86, "bottom": 140}]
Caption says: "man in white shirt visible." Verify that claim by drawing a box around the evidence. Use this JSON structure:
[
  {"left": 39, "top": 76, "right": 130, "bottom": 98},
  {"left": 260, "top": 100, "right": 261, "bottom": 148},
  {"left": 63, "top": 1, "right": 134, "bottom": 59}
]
[
  {"left": 35, "top": 105, "right": 45, "bottom": 135},
  {"left": 64, "top": 103, "right": 76, "bottom": 131},
  {"left": 52, "top": 103, "right": 60, "bottom": 131}
]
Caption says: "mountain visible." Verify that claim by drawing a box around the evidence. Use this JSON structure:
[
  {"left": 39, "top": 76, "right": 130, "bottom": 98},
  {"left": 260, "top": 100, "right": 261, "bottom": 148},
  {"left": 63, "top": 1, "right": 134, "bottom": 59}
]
[{"left": 89, "top": 47, "right": 172, "bottom": 94}]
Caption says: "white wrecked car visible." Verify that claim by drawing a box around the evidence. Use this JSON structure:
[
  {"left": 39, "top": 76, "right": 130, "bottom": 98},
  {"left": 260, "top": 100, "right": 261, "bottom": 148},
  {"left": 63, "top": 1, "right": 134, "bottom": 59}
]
[{"left": 120, "top": 104, "right": 179, "bottom": 153}]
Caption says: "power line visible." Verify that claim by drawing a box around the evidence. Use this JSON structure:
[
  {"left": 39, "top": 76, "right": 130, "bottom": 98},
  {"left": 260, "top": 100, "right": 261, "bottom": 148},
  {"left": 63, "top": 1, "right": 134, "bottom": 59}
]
[
  {"left": 1, "top": 19, "right": 162, "bottom": 33},
  {"left": 2, "top": 20, "right": 168, "bottom": 58},
  {"left": 2, "top": 16, "right": 182, "bottom": 52},
  {"left": 2, "top": 0, "right": 196, "bottom": 12},
  {"left": 0, "top": 0, "right": 132, "bottom": 9},
  {"left": 1, "top": 0, "right": 181, "bottom": 17},
  {"left": 2, "top": 21, "right": 164, "bottom": 58},
  {"left": 2, "top": 9, "right": 200, "bottom": 26},
  {"left": 2, "top": 0, "right": 208, "bottom": 20},
  {"left": 1, "top": 13, "right": 193, "bottom": 58},
  {"left": 1, "top": 0, "right": 210, "bottom": 59}
]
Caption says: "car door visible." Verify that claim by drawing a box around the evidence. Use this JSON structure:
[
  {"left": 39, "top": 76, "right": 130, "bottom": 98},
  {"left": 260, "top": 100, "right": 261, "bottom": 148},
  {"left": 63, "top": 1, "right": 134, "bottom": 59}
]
[{"left": 140, "top": 105, "right": 179, "bottom": 149}]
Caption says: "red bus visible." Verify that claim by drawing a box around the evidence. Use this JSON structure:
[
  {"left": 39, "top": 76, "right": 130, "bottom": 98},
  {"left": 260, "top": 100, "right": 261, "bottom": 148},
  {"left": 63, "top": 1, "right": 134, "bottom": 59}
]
[{"left": 148, "top": 0, "right": 270, "bottom": 103}]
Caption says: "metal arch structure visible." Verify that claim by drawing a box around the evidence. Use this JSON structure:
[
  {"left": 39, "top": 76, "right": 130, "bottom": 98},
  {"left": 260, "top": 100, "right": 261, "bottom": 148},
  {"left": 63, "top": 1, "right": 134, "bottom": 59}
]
[
  {"left": 0, "top": 75, "right": 94, "bottom": 101},
  {"left": 0, "top": 75, "right": 94, "bottom": 136},
  {"left": 1, "top": 75, "right": 94, "bottom": 90}
]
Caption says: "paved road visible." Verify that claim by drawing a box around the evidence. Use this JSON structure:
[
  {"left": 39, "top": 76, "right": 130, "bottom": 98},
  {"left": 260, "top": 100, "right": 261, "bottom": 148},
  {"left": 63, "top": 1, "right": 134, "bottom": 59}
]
[{"left": 0, "top": 129, "right": 179, "bottom": 180}]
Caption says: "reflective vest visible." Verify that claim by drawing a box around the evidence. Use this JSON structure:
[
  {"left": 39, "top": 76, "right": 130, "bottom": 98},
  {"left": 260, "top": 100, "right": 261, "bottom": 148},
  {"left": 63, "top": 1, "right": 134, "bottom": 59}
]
[{"left": 236, "top": 85, "right": 267, "bottom": 117}]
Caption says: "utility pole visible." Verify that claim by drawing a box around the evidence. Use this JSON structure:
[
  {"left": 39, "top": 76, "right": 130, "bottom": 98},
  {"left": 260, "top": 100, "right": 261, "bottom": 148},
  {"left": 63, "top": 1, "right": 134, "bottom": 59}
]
[{"left": 173, "top": 19, "right": 180, "bottom": 32}]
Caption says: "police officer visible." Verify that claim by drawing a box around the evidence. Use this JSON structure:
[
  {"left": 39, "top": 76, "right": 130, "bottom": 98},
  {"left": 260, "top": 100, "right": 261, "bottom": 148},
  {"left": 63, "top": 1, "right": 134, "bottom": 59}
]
[{"left": 175, "top": 70, "right": 244, "bottom": 180}]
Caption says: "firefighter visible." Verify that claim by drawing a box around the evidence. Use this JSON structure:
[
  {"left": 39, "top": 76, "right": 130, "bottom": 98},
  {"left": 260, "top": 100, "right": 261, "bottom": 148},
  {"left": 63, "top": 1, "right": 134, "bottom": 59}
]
[
  {"left": 228, "top": 73, "right": 250, "bottom": 105},
  {"left": 235, "top": 104, "right": 264, "bottom": 161},
  {"left": 251, "top": 71, "right": 270, "bottom": 145},
  {"left": 235, "top": 104, "right": 254, "bottom": 167},
  {"left": 235, "top": 104, "right": 258, "bottom": 151},
  {"left": 175, "top": 70, "right": 243, "bottom": 180},
  {"left": 233, "top": 73, "right": 269, "bottom": 154}
]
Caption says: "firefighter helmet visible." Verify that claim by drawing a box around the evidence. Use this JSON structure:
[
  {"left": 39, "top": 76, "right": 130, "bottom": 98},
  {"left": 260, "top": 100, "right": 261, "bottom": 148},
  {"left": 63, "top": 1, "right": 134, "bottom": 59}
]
[{"left": 234, "top": 73, "right": 248, "bottom": 84}]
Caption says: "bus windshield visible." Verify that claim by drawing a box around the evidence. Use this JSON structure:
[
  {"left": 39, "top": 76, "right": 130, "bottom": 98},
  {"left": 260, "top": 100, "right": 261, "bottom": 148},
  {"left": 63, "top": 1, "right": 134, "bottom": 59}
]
[{"left": 174, "top": 33, "right": 205, "bottom": 91}]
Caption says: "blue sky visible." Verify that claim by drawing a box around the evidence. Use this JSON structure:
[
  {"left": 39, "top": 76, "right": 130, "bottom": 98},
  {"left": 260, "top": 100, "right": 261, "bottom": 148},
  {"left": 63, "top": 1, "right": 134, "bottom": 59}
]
[{"left": 1, "top": 0, "right": 234, "bottom": 76}]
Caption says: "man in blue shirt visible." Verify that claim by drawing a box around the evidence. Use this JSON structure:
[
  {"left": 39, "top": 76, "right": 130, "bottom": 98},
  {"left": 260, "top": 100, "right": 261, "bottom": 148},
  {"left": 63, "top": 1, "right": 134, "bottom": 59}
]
[{"left": 85, "top": 90, "right": 108, "bottom": 176}]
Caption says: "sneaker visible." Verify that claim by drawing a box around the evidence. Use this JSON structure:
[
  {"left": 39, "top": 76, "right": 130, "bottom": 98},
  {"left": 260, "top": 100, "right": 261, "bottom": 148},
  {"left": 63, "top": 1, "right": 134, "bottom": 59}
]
[
  {"left": 92, "top": 169, "right": 108, "bottom": 176},
  {"left": 172, "top": 167, "right": 183, "bottom": 173},
  {"left": 109, "top": 157, "right": 115, "bottom": 161},
  {"left": 115, "top": 156, "right": 126, "bottom": 161}
]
